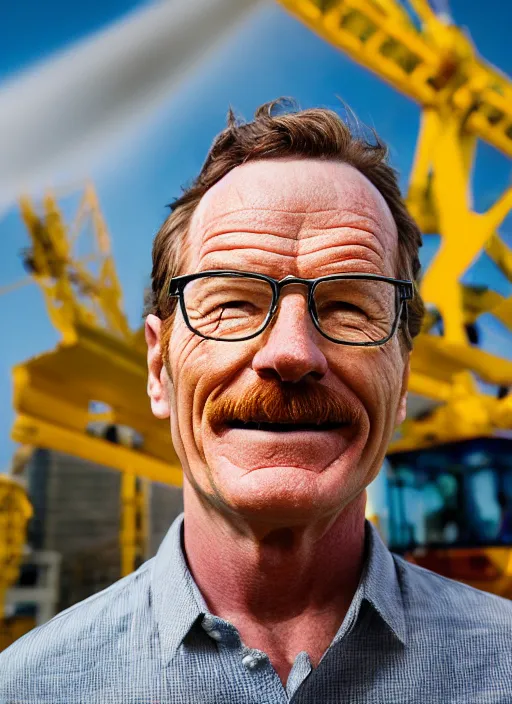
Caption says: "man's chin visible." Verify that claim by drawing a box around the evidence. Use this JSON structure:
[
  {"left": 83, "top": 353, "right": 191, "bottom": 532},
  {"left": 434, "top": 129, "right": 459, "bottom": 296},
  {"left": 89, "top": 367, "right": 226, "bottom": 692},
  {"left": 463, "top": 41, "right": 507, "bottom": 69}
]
[{"left": 204, "top": 454, "right": 363, "bottom": 524}]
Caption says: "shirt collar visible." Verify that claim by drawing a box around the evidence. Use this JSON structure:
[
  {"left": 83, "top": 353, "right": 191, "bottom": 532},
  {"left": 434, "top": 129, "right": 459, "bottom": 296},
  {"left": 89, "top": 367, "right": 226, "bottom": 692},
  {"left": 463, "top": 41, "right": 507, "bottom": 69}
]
[
  {"left": 151, "top": 513, "right": 207, "bottom": 665},
  {"left": 359, "top": 520, "right": 407, "bottom": 644},
  {"left": 151, "top": 514, "right": 407, "bottom": 665}
]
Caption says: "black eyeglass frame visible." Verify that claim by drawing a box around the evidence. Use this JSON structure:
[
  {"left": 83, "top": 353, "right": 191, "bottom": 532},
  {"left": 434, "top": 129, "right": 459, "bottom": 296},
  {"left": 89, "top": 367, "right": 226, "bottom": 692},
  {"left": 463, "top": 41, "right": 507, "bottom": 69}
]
[{"left": 168, "top": 270, "right": 414, "bottom": 347}]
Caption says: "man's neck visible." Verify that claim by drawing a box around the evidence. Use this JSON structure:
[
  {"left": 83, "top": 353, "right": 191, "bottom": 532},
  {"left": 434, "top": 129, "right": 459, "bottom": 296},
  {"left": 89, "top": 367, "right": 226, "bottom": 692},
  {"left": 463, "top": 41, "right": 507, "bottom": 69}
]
[{"left": 182, "top": 484, "right": 367, "bottom": 682}]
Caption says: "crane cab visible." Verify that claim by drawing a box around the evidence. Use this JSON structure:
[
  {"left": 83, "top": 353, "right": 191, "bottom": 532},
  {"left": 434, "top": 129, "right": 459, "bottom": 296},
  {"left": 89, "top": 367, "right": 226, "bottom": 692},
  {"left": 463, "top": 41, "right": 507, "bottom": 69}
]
[{"left": 385, "top": 437, "right": 512, "bottom": 597}]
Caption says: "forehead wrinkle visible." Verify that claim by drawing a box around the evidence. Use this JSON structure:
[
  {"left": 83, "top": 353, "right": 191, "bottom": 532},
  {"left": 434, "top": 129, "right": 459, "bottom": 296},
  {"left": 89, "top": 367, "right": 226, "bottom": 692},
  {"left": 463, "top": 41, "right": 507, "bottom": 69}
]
[
  {"left": 199, "top": 208, "right": 306, "bottom": 243},
  {"left": 296, "top": 249, "right": 387, "bottom": 276},
  {"left": 199, "top": 231, "right": 301, "bottom": 263},
  {"left": 188, "top": 182, "right": 244, "bottom": 255},
  {"left": 314, "top": 208, "right": 390, "bottom": 236},
  {"left": 298, "top": 240, "right": 384, "bottom": 262},
  {"left": 296, "top": 228, "right": 386, "bottom": 261},
  {"left": 201, "top": 250, "right": 297, "bottom": 277},
  {"left": 194, "top": 209, "right": 306, "bottom": 268},
  {"left": 199, "top": 240, "right": 387, "bottom": 278},
  {"left": 188, "top": 158, "right": 399, "bottom": 274},
  {"left": 198, "top": 207, "right": 389, "bottom": 248},
  {"left": 196, "top": 220, "right": 392, "bottom": 275}
]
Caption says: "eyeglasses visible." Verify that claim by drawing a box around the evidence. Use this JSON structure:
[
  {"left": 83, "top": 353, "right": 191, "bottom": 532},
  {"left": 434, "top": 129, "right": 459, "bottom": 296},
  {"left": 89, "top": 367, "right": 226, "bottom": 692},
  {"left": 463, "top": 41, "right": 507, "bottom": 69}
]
[{"left": 169, "top": 270, "right": 414, "bottom": 346}]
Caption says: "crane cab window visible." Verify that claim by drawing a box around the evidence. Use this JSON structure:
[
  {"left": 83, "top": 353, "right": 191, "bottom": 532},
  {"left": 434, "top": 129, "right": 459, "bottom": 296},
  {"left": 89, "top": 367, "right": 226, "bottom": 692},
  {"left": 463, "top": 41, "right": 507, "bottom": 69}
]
[{"left": 386, "top": 438, "right": 512, "bottom": 552}]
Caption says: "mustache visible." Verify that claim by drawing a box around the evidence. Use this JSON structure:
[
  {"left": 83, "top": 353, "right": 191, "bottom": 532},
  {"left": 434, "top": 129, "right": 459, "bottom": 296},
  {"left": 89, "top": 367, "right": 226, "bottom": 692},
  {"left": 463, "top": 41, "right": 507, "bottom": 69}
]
[{"left": 206, "top": 379, "right": 361, "bottom": 429}]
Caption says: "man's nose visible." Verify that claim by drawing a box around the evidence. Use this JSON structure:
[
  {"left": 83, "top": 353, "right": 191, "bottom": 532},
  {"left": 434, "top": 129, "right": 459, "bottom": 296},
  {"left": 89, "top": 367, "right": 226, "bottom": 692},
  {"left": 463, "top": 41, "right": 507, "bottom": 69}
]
[{"left": 252, "top": 292, "right": 328, "bottom": 383}]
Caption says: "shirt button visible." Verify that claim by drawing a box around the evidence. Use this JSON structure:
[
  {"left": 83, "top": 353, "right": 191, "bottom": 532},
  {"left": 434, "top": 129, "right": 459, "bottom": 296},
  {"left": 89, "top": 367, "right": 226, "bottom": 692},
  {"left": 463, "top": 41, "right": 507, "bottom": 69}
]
[
  {"left": 202, "top": 615, "right": 216, "bottom": 631},
  {"left": 242, "top": 654, "right": 258, "bottom": 670},
  {"left": 208, "top": 629, "right": 222, "bottom": 641}
]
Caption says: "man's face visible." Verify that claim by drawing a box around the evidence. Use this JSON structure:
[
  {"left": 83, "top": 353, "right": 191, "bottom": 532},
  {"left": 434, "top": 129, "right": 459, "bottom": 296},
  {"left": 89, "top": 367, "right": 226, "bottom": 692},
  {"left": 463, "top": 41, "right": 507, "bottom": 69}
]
[{"left": 147, "top": 158, "right": 409, "bottom": 525}]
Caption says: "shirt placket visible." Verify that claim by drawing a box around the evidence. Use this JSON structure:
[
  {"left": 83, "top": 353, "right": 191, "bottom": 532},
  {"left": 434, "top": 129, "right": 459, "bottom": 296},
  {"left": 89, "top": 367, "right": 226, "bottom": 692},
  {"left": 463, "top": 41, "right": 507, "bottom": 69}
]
[{"left": 201, "top": 614, "right": 292, "bottom": 703}]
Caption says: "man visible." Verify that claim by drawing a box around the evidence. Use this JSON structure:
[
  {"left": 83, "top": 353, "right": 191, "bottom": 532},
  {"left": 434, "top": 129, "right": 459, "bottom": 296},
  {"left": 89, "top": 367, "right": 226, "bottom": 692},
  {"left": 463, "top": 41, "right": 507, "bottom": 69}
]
[{"left": 1, "top": 99, "right": 511, "bottom": 703}]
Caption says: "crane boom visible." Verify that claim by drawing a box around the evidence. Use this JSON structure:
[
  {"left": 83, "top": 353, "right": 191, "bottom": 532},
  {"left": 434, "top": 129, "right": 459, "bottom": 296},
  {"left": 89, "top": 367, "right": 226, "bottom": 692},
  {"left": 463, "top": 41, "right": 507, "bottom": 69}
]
[
  {"left": 19, "top": 184, "right": 131, "bottom": 344},
  {"left": 278, "top": 0, "right": 512, "bottom": 157}
]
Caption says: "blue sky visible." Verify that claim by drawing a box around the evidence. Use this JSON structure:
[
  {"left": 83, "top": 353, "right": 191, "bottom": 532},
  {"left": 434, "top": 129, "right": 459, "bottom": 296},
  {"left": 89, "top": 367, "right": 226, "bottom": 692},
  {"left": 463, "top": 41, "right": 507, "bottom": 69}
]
[{"left": 0, "top": 0, "right": 511, "bottom": 471}]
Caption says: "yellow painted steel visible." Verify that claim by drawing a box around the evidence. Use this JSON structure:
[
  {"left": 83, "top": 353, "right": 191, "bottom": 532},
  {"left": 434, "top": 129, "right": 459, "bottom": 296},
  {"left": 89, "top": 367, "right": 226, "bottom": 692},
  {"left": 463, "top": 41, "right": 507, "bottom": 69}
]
[
  {"left": 19, "top": 185, "right": 131, "bottom": 345},
  {"left": 11, "top": 327, "right": 180, "bottom": 478},
  {"left": 12, "top": 185, "right": 182, "bottom": 579},
  {"left": 0, "top": 477, "right": 32, "bottom": 620},
  {"left": 278, "top": 0, "right": 512, "bottom": 157},
  {"left": 390, "top": 371, "right": 512, "bottom": 453},
  {"left": 120, "top": 475, "right": 150, "bottom": 577},
  {"left": 412, "top": 109, "right": 512, "bottom": 345}
]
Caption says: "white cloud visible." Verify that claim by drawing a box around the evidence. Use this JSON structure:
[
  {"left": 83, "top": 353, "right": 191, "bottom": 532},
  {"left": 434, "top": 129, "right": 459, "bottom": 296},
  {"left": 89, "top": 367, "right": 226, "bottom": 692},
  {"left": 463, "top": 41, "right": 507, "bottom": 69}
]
[{"left": 0, "top": 0, "right": 262, "bottom": 212}]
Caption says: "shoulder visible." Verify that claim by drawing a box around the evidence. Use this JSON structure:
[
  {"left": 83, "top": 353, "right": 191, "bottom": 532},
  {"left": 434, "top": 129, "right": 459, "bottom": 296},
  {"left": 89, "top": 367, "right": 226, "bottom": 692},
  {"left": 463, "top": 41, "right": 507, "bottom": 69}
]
[
  {"left": 393, "top": 553, "right": 512, "bottom": 642},
  {"left": 0, "top": 558, "right": 155, "bottom": 702}
]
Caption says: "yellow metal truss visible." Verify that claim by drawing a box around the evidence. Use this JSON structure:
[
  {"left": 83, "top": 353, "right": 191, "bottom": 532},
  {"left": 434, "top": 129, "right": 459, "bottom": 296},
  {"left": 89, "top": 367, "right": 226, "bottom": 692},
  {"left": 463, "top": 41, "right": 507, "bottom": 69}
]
[
  {"left": 11, "top": 186, "right": 181, "bottom": 578},
  {"left": 278, "top": 0, "right": 512, "bottom": 157},
  {"left": 0, "top": 477, "right": 32, "bottom": 620},
  {"left": 19, "top": 185, "right": 132, "bottom": 344}
]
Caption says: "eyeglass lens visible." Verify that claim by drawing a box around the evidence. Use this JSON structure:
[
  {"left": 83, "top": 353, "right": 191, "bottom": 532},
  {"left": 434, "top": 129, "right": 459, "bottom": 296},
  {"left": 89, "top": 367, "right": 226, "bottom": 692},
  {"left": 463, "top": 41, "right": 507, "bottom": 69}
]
[{"left": 182, "top": 275, "right": 398, "bottom": 343}]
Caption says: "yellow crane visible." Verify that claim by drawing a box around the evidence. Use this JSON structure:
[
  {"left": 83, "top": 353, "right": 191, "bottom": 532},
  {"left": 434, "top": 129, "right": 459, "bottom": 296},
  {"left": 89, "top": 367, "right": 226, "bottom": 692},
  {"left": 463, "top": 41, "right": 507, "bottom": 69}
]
[
  {"left": 12, "top": 185, "right": 182, "bottom": 580},
  {"left": 0, "top": 475, "right": 33, "bottom": 651},
  {"left": 0, "top": 476, "right": 32, "bottom": 619},
  {"left": 4, "top": 0, "right": 512, "bottom": 607}
]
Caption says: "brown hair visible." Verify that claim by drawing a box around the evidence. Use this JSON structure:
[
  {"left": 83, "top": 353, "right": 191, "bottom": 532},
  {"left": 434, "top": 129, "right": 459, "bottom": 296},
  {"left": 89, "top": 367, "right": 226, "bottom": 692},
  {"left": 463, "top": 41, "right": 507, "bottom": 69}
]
[{"left": 148, "top": 98, "right": 424, "bottom": 348}]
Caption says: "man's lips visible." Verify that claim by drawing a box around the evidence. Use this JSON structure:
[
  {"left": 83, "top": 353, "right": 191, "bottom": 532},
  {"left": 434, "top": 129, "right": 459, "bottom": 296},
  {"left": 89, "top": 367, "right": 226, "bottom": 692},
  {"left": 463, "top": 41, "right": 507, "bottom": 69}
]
[
  {"left": 224, "top": 420, "right": 349, "bottom": 433},
  {"left": 212, "top": 418, "right": 358, "bottom": 474}
]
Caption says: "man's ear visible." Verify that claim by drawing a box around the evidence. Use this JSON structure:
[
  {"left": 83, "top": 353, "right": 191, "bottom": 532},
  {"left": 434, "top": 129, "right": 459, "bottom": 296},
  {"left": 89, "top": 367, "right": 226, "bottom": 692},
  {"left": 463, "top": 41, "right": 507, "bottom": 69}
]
[
  {"left": 395, "top": 357, "right": 410, "bottom": 427},
  {"left": 145, "top": 314, "right": 170, "bottom": 419}
]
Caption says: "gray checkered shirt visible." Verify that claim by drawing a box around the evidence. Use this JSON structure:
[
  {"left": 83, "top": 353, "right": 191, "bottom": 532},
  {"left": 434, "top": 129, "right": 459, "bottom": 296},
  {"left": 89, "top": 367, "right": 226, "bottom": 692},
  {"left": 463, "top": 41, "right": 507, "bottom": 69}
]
[{"left": 1, "top": 513, "right": 512, "bottom": 703}]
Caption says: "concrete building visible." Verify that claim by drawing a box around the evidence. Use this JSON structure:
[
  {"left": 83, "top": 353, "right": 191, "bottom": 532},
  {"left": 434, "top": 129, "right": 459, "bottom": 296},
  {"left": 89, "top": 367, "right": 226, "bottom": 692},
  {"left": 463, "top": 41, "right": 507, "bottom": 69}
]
[{"left": 16, "top": 448, "right": 183, "bottom": 615}]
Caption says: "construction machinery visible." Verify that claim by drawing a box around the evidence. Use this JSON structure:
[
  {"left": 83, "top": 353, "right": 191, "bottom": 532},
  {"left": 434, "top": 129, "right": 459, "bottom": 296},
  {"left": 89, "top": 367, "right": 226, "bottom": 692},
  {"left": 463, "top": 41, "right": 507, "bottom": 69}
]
[
  {"left": 0, "top": 474, "right": 33, "bottom": 650},
  {"left": 386, "top": 436, "right": 512, "bottom": 596},
  {"left": 11, "top": 184, "right": 182, "bottom": 580},
  {"left": 2, "top": 0, "right": 512, "bottom": 638},
  {"left": 0, "top": 475, "right": 32, "bottom": 618}
]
